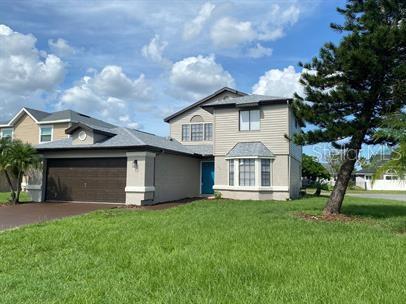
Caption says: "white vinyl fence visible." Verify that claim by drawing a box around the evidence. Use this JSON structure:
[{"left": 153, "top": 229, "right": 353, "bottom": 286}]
[{"left": 356, "top": 179, "right": 406, "bottom": 191}]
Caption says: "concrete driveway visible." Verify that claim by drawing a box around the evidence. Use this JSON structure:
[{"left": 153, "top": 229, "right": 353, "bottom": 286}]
[
  {"left": 347, "top": 193, "right": 406, "bottom": 202},
  {"left": 0, "top": 202, "right": 118, "bottom": 231}
]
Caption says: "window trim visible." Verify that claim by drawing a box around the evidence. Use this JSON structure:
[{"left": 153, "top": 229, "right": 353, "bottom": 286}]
[
  {"left": 226, "top": 156, "right": 273, "bottom": 188},
  {"left": 182, "top": 124, "right": 190, "bottom": 141},
  {"left": 261, "top": 159, "right": 271, "bottom": 187},
  {"left": 228, "top": 160, "right": 234, "bottom": 186},
  {"left": 39, "top": 125, "right": 54, "bottom": 143},
  {"left": 181, "top": 122, "right": 213, "bottom": 142},
  {"left": 1, "top": 128, "right": 14, "bottom": 139},
  {"left": 239, "top": 109, "right": 261, "bottom": 132}
]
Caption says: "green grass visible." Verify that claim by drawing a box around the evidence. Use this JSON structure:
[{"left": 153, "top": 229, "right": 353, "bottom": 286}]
[
  {"left": 0, "top": 197, "right": 405, "bottom": 303},
  {"left": 0, "top": 191, "right": 31, "bottom": 204},
  {"left": 346, "top": 189, "right": 406, "bottom": 194}
]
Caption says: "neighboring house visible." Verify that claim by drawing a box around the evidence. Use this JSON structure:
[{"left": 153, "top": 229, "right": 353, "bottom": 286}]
[
  {"left": 0, "top": 107, "right": 116, "bottom": 191},
  {"left": 15, "top": 87, "right": 302, "bottom": 205},
  {"left": 355, "top": 155, "right": 406, "bottom": 191}
]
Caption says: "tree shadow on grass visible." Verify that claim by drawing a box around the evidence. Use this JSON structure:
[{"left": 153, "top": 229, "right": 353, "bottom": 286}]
[{"left": 342, "top": 204, "right": 406, "bottom": 219}]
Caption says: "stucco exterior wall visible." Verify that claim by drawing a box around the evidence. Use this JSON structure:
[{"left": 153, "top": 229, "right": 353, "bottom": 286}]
[
  {"left": 288, "top": 107, "right": 302, "bottom": 161},
  {"left": 154, "top": 152, "right": 200, "bottom": 203},
  {"left": 289, "top": 156, "right": 302, "bottom": 199}
]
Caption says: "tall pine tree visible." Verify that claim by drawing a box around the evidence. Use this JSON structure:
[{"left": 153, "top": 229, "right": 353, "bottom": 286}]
[{"left": 293, "top": 0, "right": 406, "bottom": 214}]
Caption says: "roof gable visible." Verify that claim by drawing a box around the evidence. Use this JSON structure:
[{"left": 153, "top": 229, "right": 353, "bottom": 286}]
[{"left": 164, "top": 87, "right": 246, "bottom": 122}]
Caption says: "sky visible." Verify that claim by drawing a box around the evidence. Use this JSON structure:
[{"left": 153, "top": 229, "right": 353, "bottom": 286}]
[{"left": 0, "top": 0, "right": 348, "bottom": 157}]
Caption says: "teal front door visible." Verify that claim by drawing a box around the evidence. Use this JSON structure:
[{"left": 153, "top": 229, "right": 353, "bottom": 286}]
[{"left": 201, "top": 161, "right": 214, "bottom": 194}]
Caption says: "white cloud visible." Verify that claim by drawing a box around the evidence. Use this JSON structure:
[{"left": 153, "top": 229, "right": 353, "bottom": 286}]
[
  {"left": 209, "top": 4, "right": 300, "bottom": 50},
  {"left": 183, "top": 2, "right": 216, "bottom": 40},
  {"left": 252, "top": 65, "right": 303, "bottom": 98},
  {"left": 210, "top": 17, "right": 256, "bottom": 48},
  {"left": 58, "top": 65, "right": 151, "bottom": 128},
  {"left": 0, "top": 24, "right": 64, "bottom": 119},
  {"left": 247, "top": 43, "right": 273, "bottom": 58},
  {"left": 141, "top": 35, "right": 171, "bottom": 66},
  {"left": 48, "top": 38, "right": 76, "bottom": 57},
  {"left": 169, "top": 54, "right": 234, "bottom": 100}
]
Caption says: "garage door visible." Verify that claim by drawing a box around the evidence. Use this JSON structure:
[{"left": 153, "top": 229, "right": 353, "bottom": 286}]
[{"left": 46, "top": 158, "right": 127, "bottom": 203}]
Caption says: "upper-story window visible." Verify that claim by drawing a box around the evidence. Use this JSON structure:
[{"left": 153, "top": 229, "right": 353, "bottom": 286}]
[
  {"left": 40, "top": 126, "right": 53, "bottom": 143},
  {"left": 182, "top": 122, "right": 213, "bottom": 142},
  {"left": 1, "top": 128, "right": 13, "bottom": 139},
  {"left": 191, "top": 124, "right": 203, "bottom": 141},
  {"left": 239, "top": 109, "right": 260, "bottom": 131}
]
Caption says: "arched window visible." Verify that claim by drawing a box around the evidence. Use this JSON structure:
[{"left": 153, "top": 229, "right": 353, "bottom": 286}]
[{"left": 190, "top": 115, "right": 204, "bottom": 123}]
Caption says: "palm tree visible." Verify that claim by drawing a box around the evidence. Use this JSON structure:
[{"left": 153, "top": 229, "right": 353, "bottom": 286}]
[
  {"left": 8, "top": 140, "right": 41, "bottom": 204},
  {"left": 373, "top": 113, "right": 406, "bottom": 181},
  {"left": 0, "top": 138, "right": 16, "bottom": 202}
]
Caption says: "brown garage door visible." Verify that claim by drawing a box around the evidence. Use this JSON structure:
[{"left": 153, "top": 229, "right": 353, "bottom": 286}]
[{"left": 46, "top": 158, "right": 127, "bottom": 203}]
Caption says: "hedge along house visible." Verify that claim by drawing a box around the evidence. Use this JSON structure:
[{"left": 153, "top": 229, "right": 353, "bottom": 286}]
[{"left": 21, "top": 87, "right": 302, "bottom": 205}]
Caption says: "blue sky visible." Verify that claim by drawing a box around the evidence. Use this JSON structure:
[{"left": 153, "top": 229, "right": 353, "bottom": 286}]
[{"left": 0, "top": 0, "right": 347, "bottom": 157}]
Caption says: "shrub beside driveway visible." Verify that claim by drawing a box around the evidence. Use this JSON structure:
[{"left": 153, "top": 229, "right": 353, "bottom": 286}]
[{"left": 0, "top": 192, "right": 30, "bottom": 205}]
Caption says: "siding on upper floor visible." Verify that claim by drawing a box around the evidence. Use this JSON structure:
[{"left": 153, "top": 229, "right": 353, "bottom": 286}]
[
  {"left": 53, "top": 123, "right": 70, "bottom": 141},
  {"left": 1, "top": 113, "right": 69, "bottom": 145},
  {"left": 214, "top": 104, "right": 290, "bottom": 156},
  {"left": 168, "top": 90, "right": 240, "bottom": 145},
  {"left": 13, "top": 113, "right": 39, "bottom": 145}
]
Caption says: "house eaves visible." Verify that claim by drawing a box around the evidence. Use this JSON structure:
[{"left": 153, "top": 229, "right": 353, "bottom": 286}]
[{"left": 163, "top": 87, "right": 247, "bottom": 123}]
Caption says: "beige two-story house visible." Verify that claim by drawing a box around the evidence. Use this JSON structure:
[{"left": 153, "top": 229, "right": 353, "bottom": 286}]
[
  {"left": 15, "top": 87, "right": 302, "bottom": 205},
  {"left": 164, "top": 87, "right": 302, "bottom": 200}
]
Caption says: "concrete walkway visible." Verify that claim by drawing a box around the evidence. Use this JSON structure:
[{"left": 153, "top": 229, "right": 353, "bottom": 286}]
[
  {"left": 347, "top": 193, "right": 406, "bottom": 202},
  {"left": 0, "top": 202, "right": 118, "bottom": 231}
]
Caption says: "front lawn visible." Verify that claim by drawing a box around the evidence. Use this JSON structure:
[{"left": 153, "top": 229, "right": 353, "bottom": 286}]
[
  {"left": 0, "top": 196, "right": 405, "bottom": 303},
  {"left": 0, "top": 192, "right": 31, "bottom": 204}
]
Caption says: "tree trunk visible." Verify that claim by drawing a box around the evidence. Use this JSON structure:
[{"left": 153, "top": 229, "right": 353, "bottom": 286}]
[
  {"left": 323, "top": 157, "right": 357, "bottom": 214},
  {"left": 13, "top": 171, "right": 22, "bottom": 205},
  {"left": 324, "top": 132, "right": 366, "bottom": 215},
  {"left": 314, "top": 186, "right": 321, "bottom": 196},
  {"left": 4, "top": 171, "right": 16, "bottom": 202}
]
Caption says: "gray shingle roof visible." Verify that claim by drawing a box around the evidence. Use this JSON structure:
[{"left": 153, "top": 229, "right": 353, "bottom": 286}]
[
  {"left": 164, "top": 87, "right": 246, "bottom": 122},
  {"left": 184, "top": 145, "right": 213, "bottom": 156},
  {"left": 226, "top": 142, "right": 274, "bottom": 158},
  {"left": 203, "top": 94, "right": 290, "bottom": 108},
  {"left": 36, "top": 127, "right": 199, "bottom": 156},
  {"left": 40, "top": 110, "right": 116, "bottom": 129},
  {"left": 24, "top": 108, "right": 50, "bottom": 121}
]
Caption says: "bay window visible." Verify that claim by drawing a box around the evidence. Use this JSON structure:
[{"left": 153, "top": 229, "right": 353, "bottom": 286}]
[
  {"left": 228, "top": 158, "right": 273, "bottom": 188},
  {"left": 261, "top": 159, "right": 271, "bottom": 186},
  {"left": 239, "top": 159, "right": 255, "bottom": 186},
  {"left": 239, "top": 109, "right": 260, "bottom": 131},
  {"left": 229, "top": 160, "right": 234, "bottom": 186}
]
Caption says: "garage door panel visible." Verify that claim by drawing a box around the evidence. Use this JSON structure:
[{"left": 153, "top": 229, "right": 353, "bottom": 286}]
[{"left": 46, "top": 158, "right": 127, "bottom": 203}]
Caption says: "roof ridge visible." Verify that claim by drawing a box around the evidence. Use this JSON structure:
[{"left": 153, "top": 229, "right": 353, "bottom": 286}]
[{"left": 122, "top": 128, "right": 146, "bottom": 145}]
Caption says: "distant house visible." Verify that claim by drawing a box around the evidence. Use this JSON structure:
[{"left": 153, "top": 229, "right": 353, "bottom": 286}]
[{"left": 355, "top": 155, "right": 406, "bottom": 191}]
